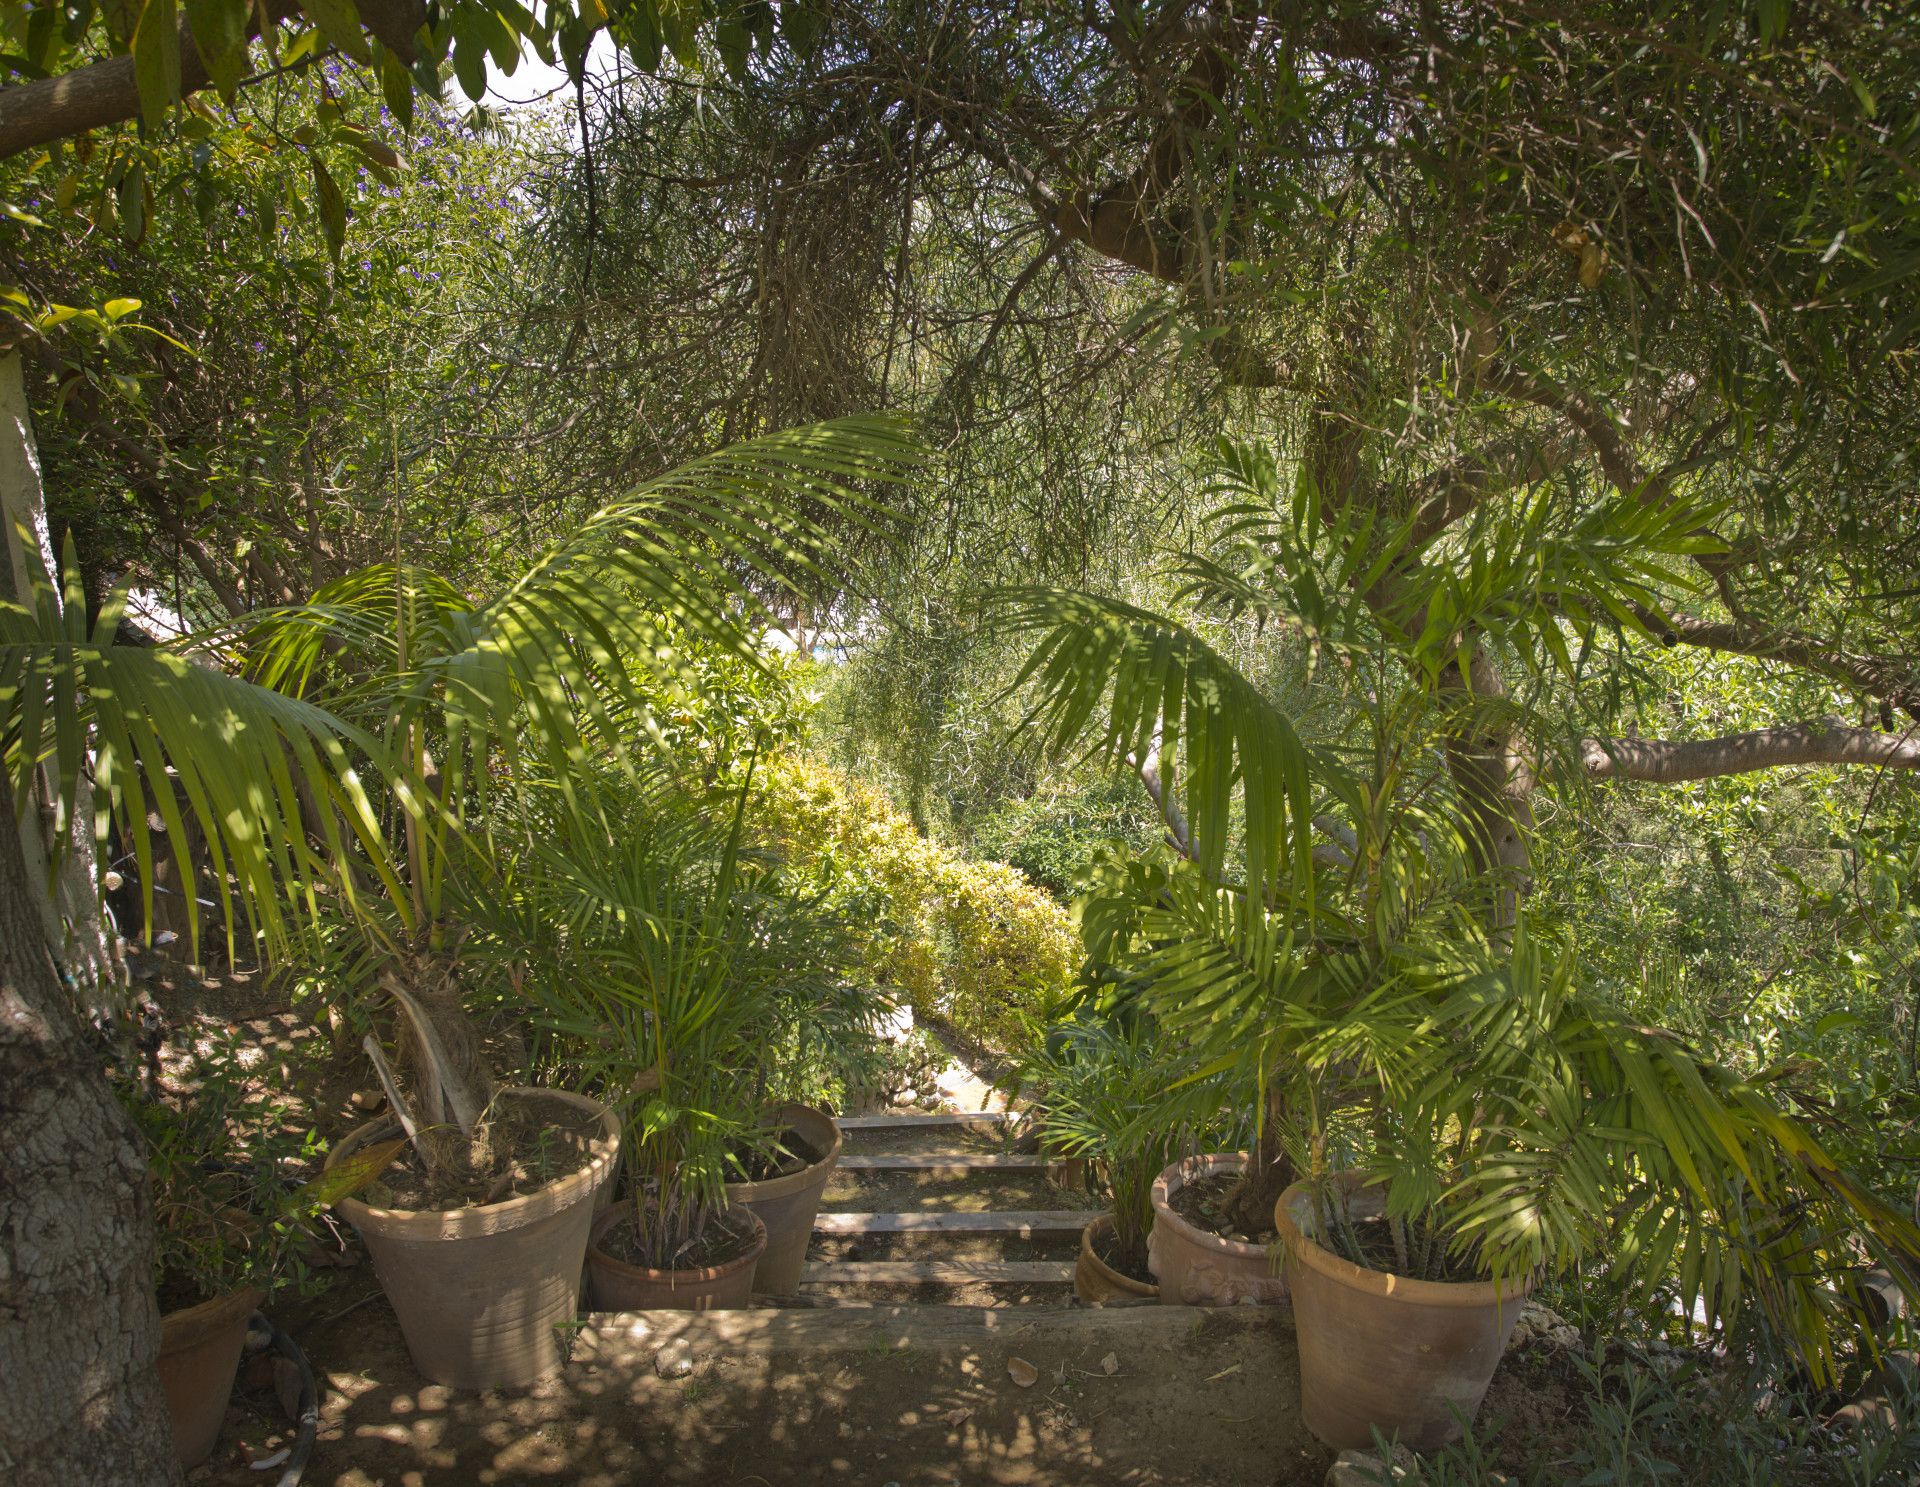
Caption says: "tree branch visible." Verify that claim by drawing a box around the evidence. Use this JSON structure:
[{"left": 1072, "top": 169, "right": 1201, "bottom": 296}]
[
  {"left": 1580, "top": 720, "right": 1920, "bottom": 783},
  {"left": 1624, "top": 600, "right": 1920, "bottom": 722},
  {"left": 0, "top": 0, "right": 426, "bottom": 159}
]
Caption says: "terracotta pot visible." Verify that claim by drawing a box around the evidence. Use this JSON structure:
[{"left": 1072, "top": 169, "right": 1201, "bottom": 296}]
[
  {"left": 1148, "top": 1153, "right": 1288, "bottom": 1307},
  {"left": 722, "top": 1102, "right": 841, "bottom": 1295},
  {"left": 1275, "top": 1174, "right": 1533, "bottom": 1450},
  {"left": 1075, "top": 1213, "right": 1158, "bottom": 1305},
  {"left": 585, "top": 1203, "right": 768, "bottom": 1310},
  {"left": 326, "top": 1087, "right": 619, "bottom": 1390},
  {"left": 157, "top": 1285, "right": 262, "bottom": 1467}
]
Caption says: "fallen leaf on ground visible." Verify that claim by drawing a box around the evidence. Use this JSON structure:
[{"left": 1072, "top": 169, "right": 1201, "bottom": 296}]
[
  {"left": 944, "top": 1407, "right": 972, "bottom": 1426},
  {"left": 1100, "top": 1352, "right": 1119, "bottom": 1376},
  {"left": 1204, "top": 1363, "right": 1241, "bottom": 1382},
  {"left": 1007, "top": 1357, "right": 1039, "bottom": 1388}
]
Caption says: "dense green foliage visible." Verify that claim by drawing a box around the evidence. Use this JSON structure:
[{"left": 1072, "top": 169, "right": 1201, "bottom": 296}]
[
  {"left": 4, "top": 0, "right": 1919, "bottom": 1470},
  {"left": 754, "top": 752, "right": 1079, "bottom": 1050}
]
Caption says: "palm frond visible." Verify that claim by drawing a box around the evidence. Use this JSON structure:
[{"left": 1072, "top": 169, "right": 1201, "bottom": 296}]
[
  {"left": 996, "top": 588, "right": 1324, "bottom": 905},
  {"left": 0, "top": 547, "right": 398, "bottom": 960}
]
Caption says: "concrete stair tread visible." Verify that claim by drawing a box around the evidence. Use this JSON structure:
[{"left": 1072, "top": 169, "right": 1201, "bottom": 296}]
[
  {"left": 801, "top": 1259, "right": 1075, "bottom": 1285},
  {"left": 838, "top": 1111, "right": 1014, "bottom": 1131},
  {"left": 814, "top": 1209, "right": 1091, "bottom": 1236},
  {"left": 837, "top": 1153, "right": 1051, "bottom": 1172}
]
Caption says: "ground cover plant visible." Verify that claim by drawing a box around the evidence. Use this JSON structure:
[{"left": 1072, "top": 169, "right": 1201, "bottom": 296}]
[{"left": 2, "top": 0, "right": 1918, "bottom": 1482}]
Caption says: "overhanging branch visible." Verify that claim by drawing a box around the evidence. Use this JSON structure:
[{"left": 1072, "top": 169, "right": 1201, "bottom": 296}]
[
  {"left": 0, "top": 0, "right": 426, "bottom": 159},
  {"left": 1580, "top": 720, "right": 1920, "bottom": 783}
]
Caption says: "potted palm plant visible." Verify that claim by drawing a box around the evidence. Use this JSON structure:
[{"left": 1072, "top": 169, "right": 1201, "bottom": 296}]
[
  {"left": 1015, "top": 1011, "right": 1195, "bottom": 1304},
  {"left": 266, "top": 419, "right": 917, "bottom": 1367},
  {"left": 500, "top": 764, "right": 872, "bottom": 1311},
  {"left": 999, "top": 451, "right": 1920, "bottom": 1447}
]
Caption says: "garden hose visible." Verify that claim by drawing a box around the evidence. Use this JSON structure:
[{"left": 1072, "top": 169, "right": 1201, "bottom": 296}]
[{"left": 243, "top": 1311, "right": 318, "bottom": 1487}]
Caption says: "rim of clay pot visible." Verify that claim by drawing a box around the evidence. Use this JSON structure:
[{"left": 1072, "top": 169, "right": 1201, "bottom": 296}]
[
  {"left": 724, "top": 1102, "right": 842, "bottom": 1202},
  {"left": 1150, "top": 1152, "right": 1273, "bottom": 1262},
  {"left": 1274, "top": 1173, "right": 1533, "bottom": 1309},
  {"left": 587, "top": 1202, "right": 768, "bottom": 1286},
  {"left": 159, "top": 1285, "right": 264, "bottom": 1353},
  {"left": 325, "top": 1086, "right": 620, "bottom": 1240},
  {"left": 1082, "top": 1213, "right": 1158, "bottom": 1297}
]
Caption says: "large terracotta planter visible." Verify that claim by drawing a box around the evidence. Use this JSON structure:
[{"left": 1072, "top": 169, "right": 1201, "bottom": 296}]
[
  {"left": 326, "top": 1087, "right": 619, "bottom": 1390},
  {"left": 1276, "top": 1175, "right": 1533, "bottom": 1450},
  {"left": 586, "top": 1203, "right": 767, "bottom": 1311},
  {"left": 1075, "top": 1213, "right": 1158, "bottom": 1304},
  {"left": 157, "top": 1285, "right": 262, "bottom": 1467},
  {"left": 723, "top": 1102, "right": 840, "bottom": 1295},
  {"left": 1148, "top": 1153, "right": 1288, "bottom": 1306}
]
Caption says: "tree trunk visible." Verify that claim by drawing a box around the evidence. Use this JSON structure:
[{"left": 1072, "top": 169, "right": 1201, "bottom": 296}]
[{"left": 0, "top": 799, "right": 177, "bottom": 1484}]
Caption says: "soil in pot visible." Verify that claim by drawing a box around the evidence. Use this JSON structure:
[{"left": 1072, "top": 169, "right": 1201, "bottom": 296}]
[
  {"left": 586, "top": 1203, "right": 767, "bottom": 1311},
  {"left": 1075, "top": 1214, "right": 1158, "bottom": 1304},
  {"left": 1276, "top": 1176, "right": 1531, "bottom": 1451},
  {"left": 729, "top": 1125, "right": 826, "bottom": 1183},
  {"left": 1149, "top": 1154, "right": 1288, "bottom": 1307},
  {"left": 328, "top": 1086, "right": 620, "bottom": 1390},
  {"left": 361, "top": 1091, "right": 605, "bottom": 1210},
  {"left": 1169, "top": 1171, "right": 1279, "bottom": 1247},
  {"left": 723, "top": 1103, "right": 841, "bottom": 1295}
]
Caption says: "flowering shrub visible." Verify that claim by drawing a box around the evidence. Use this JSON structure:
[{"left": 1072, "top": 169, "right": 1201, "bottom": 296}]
[{"left": 754, "top": 754, "right": 1079, "bottom": 1050}]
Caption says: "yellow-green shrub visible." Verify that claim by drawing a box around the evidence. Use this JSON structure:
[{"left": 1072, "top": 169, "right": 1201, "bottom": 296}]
[{"left": 754, "top": 754, "right": 1078, "bottom": 1050}]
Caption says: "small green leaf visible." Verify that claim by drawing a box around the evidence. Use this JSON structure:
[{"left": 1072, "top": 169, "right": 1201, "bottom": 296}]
[
  {"left": 299, "top": 0, "right": 371, "bottom": 63},
  {"left": 451, "top": 16, "right": 489, "bottom": 102},
  {"left": 132, "top": 0, "right": 182, "bottom": 130},
  {"left": 183, "top": 0, "right": 249, "bottom": 95},
  {"left": 310, "top": 156, "right": 346, "bottom": 256},
  {"left": 294, "top": 1137, "right": 407, "bottom": 1207},
  {"left": 103, "top": 297, "right": 143, "bottom": 320},
  {"left": 379, "top": 48, "right": 416, "bottom": 129}
]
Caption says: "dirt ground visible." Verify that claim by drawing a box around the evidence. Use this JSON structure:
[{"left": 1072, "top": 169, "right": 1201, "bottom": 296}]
[{"left": 195, "top": 1292, "right": 1337, "bottom": 1487}]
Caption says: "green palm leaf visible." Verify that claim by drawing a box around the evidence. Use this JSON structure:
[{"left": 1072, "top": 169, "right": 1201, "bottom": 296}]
[
  {"left": 0, "top": 544, "right": 398, "bottom": 960},
  {"left": 996, "top": 588, "right": 1322, "bottom": 905}
]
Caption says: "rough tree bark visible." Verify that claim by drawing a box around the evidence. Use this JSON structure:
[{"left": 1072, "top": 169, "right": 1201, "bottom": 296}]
[{"left": 0, "top": 799, "right": 177, "bottom": 1486}]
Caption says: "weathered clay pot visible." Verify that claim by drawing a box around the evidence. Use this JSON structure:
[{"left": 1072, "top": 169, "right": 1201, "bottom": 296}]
[
  {"left": 1148, "top": 1153, "right": 1288, "bottom": 1307},
  {"left": 157, "top": 1285, "right": 262, "bottom": 1467},
  {"left": 1075, "top": 1213, "right": 1158, "bottom": 1305},
  {"left": 723, "top": 1103, "right": 840, "bottom": 1295},
  {"left": 326, "top": 1087, "right": 619, "bottom": 1390},
  {"left": 1276, "top": 1174, "right": 1533, "bottom": 1450},
  {"left": 585, "top": 1203, "right": 768, "bottom": 1311}
]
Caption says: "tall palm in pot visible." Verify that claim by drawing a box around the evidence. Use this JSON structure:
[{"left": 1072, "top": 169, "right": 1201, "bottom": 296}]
[{"left": 999, "top": 440, "right": 1920, "bottom": 1442}]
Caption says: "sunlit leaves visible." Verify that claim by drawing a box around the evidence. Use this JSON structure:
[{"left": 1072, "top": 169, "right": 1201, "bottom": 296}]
[{"left": 0, "top": 538, "right": 400, "bottom": 962}]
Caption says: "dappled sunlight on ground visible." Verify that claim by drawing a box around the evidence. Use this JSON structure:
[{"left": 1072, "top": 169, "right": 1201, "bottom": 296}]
[{"left": 194, "top": 1285, "right": 1325, "bottom": 1486}]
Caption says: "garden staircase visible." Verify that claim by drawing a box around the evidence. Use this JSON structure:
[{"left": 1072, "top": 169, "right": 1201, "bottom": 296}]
[{"left": 798, "top": 1110, "right": 1094, "bottom": 1301}]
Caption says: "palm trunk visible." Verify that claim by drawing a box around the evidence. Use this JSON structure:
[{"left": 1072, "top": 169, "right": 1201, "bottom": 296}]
[
  {"left": 1440, "top": 644, "right": 1535, "bottom": 936},
  {"left": 1, "top": 353, "right": 121, "bottom": 1008},
  {"left": 0, "top": 794, "right": 177, "bottom": 1484},
  {"left": 1225, "top": 1080, "right": 1293, "bottom": 1233}
]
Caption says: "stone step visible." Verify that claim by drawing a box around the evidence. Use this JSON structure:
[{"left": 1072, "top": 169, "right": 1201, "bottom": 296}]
[
  {"left": 838, "top": 1111, "right": 1015, "bottom": 1131},
  {"left": 837, "top": 1153, "right": 1051, "bottom": 1174},
  {"left": 801, "top": 1260, "right": 1075, "bottom": 1287},
  {"left": 813, "top": 1210, "right": 1090, "bottom": 1237}
]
